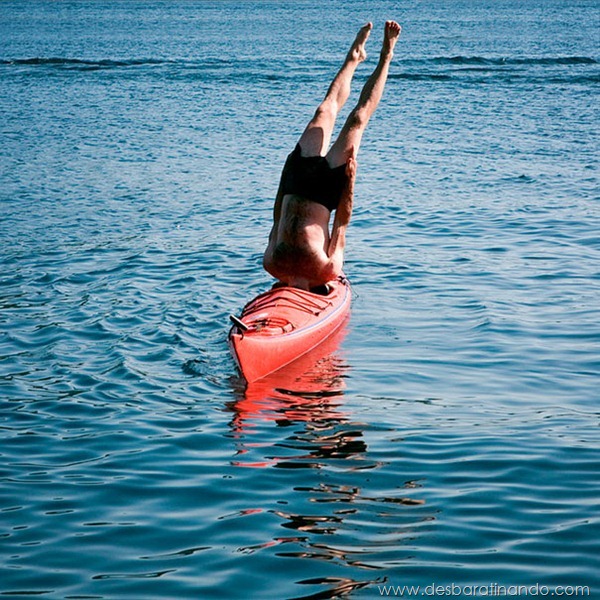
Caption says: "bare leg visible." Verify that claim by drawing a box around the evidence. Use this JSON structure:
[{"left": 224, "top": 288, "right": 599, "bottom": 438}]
[
  {"left": 327, "top": 20, "right": 401, "bottom": 167},
  {"left": 297, "top": 22, "right": 372, "bottom": 157}
]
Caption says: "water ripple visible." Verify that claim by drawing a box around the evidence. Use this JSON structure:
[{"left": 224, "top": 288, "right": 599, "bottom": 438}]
[{"left": 1, "top": 1, "right": 598, "bottom": 598}]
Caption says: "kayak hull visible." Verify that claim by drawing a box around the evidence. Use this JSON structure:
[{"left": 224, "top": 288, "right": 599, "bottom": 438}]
[{"left": 229, "top": 277, "right": 351, "bottom": 382}]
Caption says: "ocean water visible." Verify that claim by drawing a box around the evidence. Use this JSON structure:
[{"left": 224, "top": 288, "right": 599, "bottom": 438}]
[{"left": 1, "top": 1, "right": 599, "bottom": 598}]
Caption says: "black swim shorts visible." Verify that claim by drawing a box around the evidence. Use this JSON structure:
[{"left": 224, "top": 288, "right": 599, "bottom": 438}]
[{"left": 280, "top": 144, "right": 348, "bottom": 212}]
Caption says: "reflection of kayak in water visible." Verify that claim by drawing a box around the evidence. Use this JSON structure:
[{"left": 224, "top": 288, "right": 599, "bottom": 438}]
[
  {"left": 228, "top": 276, "right": 351, "bottom": 382},
  {"left": 229, "top": 323, "right": 352, "bottom": 469},
  {"left": 230, "top": 323, "right": 350, "bottom": 439}
]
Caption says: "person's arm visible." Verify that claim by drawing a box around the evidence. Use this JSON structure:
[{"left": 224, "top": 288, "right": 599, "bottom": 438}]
[
  {"left": 266, "top": 176, "right": 285, "bottom": 244},
  {"left": 267, "top": 149, "right": 294, "bottom": 244},
  {"left": 327, "top": 155, "right": 356, "bottom": 269}
]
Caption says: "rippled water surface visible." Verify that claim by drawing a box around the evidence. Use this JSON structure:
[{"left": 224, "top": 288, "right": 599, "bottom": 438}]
[{"left": 1, "top": 1, "right": 599, "bottom": 598}]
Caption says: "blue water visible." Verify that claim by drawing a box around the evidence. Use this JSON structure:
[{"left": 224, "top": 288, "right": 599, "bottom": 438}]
[{"left": 1, "top": 1, "right": 599, "bottom": 598}]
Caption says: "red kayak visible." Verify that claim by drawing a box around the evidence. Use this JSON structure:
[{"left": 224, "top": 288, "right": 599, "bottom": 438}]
[{"left": 229, "top": 276, "right": 351, "bottom": 382}]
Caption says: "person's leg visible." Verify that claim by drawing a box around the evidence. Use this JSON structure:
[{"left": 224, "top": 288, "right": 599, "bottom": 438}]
[
  {"left": 326, "top": 20, "right": 401, "bottom": 167},
  {"left": 297, "top": 22, "right": 372, "bottom": 157}
]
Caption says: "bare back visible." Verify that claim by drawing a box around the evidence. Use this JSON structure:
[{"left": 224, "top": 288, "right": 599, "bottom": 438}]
[{"left": 263, "top": 194, "right": 335, "bottom": 289}]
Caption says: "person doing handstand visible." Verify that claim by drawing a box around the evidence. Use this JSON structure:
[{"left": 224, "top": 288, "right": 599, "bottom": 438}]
[{"left": 263, "top": 20, "right": 401, "bottom": 292}]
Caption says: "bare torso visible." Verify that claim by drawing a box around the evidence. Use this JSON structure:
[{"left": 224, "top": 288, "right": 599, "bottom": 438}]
[{"left": 263, "top": 195, "right": 336, "bottom": 290}]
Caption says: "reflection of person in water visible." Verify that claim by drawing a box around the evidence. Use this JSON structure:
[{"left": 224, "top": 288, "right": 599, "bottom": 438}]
[{"left": 229, "top": 381, "right": 367, "bottom": 469}]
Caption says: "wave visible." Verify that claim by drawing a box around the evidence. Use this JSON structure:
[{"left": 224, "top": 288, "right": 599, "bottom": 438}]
[
  {"left": 390, "top": 73, "right": 600, "bottom": 84},
  {"left": 0, "top": 56, "right": 286, "bottom": 80},
  {"left": 390, "top": 55, "right": 599, "bottom": 84},
  {"left": 2, "top": 55, "right": 597, "bottom": 70},
  {"left": 413, "top": 56, "right": 598, "bottom": 66},
  {"left": 2, "top": 55, "right": 597, "bottom": 86},
  {"left": 391, "top": 73, "right": 454, "bottom": 81},
  {"left": 0, "top": 56, "right": 316, "bottom": 84},
  {"left": 0, "top": 57, "right": 176, "bottom": 68}
]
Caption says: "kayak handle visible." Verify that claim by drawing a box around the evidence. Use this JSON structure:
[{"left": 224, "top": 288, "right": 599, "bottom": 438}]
[{"left": 229, "top": 314, "right": 249, "bottom": 331}]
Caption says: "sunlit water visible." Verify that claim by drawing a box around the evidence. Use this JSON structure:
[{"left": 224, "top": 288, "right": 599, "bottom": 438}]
[{"left": 1, "top": 1, "right": 599, "bottom": 598}]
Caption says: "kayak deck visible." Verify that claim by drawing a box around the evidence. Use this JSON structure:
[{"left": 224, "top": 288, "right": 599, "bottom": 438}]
[{"left": 229, "top": 277, "right": 351, "bottom": 382}]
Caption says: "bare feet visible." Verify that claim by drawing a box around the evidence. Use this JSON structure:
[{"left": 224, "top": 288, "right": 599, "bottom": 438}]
[
  {"left": 348, "top": 22, "right": 373, "bottom": 63},
  {"left": 381, "top": 20, "right": 401, "bottom": 60}
]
